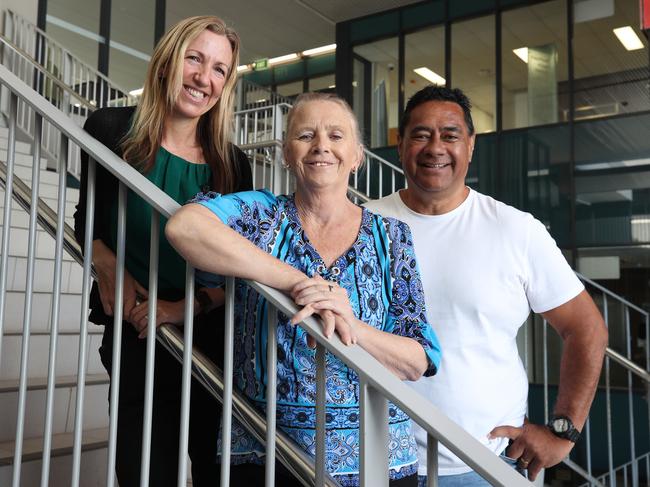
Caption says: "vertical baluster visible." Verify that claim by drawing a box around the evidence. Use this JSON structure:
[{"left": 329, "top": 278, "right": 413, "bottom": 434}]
[
  {"left": 315, "top": 344, "right": 326, "bottom": 486},
  {"left": 602, "top": 295, "right": 615, "bottom": 487},
  {"left": 11, "top": 112, "right": 42, "bottom": 487},
  {"left": 543, "top": 318, "right": 549, "bottom": 423},
  {"left": 585, "top": 416, "right": 593, "bottom": 487},
  {"left": 427, "top": 434, "right": 438, "bottom": 487},
  {"left": 140, "top": 211, "right": 160, "bottom": 487},
  {"left": 177, "top": 265, "right": 195, "bottom": 486},
  {"left": 0, "top": 94, "right": 18, "bottom": 364},
  {"left": 220, "top": 277, "right": 236, "bottom": 486},
  {"left": 40, "top": 133, "right": 69, "bottom": 487},
  {"left": 624, "top": 308, "right": 638, "bottom": 487},
  {"left": 71, "top": 156, "right": 96, "bottom": 487},
  {"left": 359, "top": 379, "right": 388, "bottom": 487},
  {"left": 265, "top": 304, "right": 278, "bottom": 486},
  {"left": 106, "top": 182, "right": 128, "bottom": 487},
  {"left": 378, "top": 162, "right": 383, "bottom": 198}
]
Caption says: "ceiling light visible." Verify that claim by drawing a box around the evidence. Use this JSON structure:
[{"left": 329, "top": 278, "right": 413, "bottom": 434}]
[
  {"left": 513, "top": 47, "right": 529, "bottom": 63},
  {"left": 302, "top": 44, "right": 336, "bottom": 57},
  {"left": 413, "top": 67, "right": 445, "bottom": 85},
  {"left": 237, "top": 65, "right": 252, "bottom": 74},
  {"left": 268, "top": 53, "right": 300, "bottom": 66},
  {"left": 129, "top": 87, "right": 143, "bottom": 96},
  {"left": 613, "top": 26, "right": 644, "bottom": 51}
]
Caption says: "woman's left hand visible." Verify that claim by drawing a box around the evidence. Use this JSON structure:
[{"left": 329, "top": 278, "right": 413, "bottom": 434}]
[
  {"left": 290, "top": 275, "right": 359, "bottom": 346},
  {"left": 129, "top": 299, "right": 186, "bottom": 338}
]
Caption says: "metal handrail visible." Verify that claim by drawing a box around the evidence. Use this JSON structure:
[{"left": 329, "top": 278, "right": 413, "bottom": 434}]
[
  {"left": 577, "top": 272, "right": 649, "bottom": 316},
  {"left": 4, "top": 9, "right": 133, "bottom": 96},
  {"left": 0, "top": 103, "right": 341, "bottom": 487},
  {"left": 0, "top": 35, "right": 97, "bottom": 112},
  {"left": 0, "top": 61, "right": 531, "bottom": 486}
]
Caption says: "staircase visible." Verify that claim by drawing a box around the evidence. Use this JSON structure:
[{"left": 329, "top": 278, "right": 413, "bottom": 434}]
[
  {"left": 0, "top": 119, "right": 109, "bottom": 485},
  {"left": 1, "top": 8, "right": 649, "bottom": 487}
]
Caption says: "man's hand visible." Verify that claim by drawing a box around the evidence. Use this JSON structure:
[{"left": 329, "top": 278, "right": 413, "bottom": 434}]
[{"left": 489, "top": 423, "right": 574, "bottom": 481}]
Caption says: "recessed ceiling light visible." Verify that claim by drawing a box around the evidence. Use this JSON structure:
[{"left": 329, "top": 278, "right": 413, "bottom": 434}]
[
  {"left": 613, "top": 26, "right": 644, "bottom": 51},
  {"left": 513, "top": 47, "right": 529, "bottom": 63},
  {"left": 413, "top": 67, "right": 445, "bottom": 85}
]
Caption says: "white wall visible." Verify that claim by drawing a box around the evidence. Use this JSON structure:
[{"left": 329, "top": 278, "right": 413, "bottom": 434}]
[{"left": 3, "top": 0, "right": 38, "bottom": 24}]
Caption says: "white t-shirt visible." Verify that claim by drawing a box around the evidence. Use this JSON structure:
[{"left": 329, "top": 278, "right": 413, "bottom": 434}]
[{"left": 365, "top": 189, "right": 584, "bottom": 476}]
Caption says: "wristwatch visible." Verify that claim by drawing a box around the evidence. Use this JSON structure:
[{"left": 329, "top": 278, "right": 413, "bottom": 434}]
[{"left": 547, "top": 415, "right": 581, "bottom": 442}]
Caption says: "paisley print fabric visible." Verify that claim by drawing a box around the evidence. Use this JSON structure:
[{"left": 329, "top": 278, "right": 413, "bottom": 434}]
[{"left": 192, "top": 189, "right": 441, "bottom": 484}]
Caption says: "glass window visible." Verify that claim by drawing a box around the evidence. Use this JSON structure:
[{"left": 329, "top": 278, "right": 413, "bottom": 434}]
[
  {"left": 451, "top": 15, "right": 496, "bottom": 133},
  {"left": 46, "top": 0, "right": 101, "bottom": 70},
  {"left": 572, "top": 0, "right": 650, "bottom": 120},
  {"left": 276, "top": 80, "right": 303, "bottom": 99},
  {"left": 309, "top": 74, "right": 335, "bottom": 93},
  {"left": 109, "top": 0, "right": 155, "bottom": 91},
  {"left": 574, "top": 113, "right": 650, "bottom": 247},
  {"left": 405, "top": 27, "right": 445, "bottom": 108},
  {"left": 501, "top": 0, "right": 569, "bottom": 129},
  {"left": 353, "top": 36, "right": 398, "bottom": 148},
  {"left": 500, "top": 125, "right": 572, "bottom": 247}
]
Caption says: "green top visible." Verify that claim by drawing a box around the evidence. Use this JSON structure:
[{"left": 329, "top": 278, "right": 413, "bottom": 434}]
[{"left": 108, "top": 146, "right": 211, "bottom": 300}]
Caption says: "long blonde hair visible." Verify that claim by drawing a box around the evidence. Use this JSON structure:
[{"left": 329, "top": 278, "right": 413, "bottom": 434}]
[{"left": 122, "top": 15, "right": 241, "bottom": 193}]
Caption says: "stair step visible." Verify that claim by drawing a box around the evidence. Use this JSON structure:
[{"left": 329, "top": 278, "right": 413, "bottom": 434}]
[
  {"left": 10, "top": 164, "right": 61, "bottom": 186},
  {"left": 1, "top": 290, "right": 105, "bottom": 335},
  {"left": 0, "top": 427, "right": 108, "bottom": 466},
  {"left": 0, "top": 207, "right": 74, "bottom": 229},
  {"left": 0, "top": 169, "right": 80, "bottom": 202},
  {"left": 3, "top": 255, "right": 84, "bottom": 294},
  {"left": 0, "top": 137, "right": 32, "bottom": 154},
  {"left": 0, "top": 373, "right": 108, "bottom": 393},
  {"left": 3, "top": 226, "right": 77, "bottom": 261},
  {"left": 0, "top": 333, "right": 105, "bottom": 380},
  {"left": 0, "top": 382, "right": 109, "bottom": 443},
  {"left": 0, "top": 192, "right": 77, "bottom": 218},
  {"left": 0, "top": 150, "right": 48, "bottom": 169}
]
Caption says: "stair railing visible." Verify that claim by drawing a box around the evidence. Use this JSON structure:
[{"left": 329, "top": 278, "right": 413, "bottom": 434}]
[
  {"left": 3, "top": 9, "right": 135, "bottom": 108},
  {"left": 520, "top": 274, "right": 650, "bottom": 487},
  {"left": 0, "top": 61, "right": 532, "bottom": 487}
]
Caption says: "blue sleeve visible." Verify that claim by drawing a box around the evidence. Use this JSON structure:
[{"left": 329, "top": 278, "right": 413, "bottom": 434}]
[
  {"left": 384, "top": 217, "right": 442, "bottom": 377},
  {"left": 188, "top": 189, "right": 278, "bottom": 288}
]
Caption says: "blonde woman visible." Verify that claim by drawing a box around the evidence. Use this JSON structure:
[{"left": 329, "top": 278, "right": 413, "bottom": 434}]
[{"left": 73, "top": 16, "right": 251, "bottom": 487}]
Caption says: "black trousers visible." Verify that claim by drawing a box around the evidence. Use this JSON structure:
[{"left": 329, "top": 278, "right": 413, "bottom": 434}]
[{"left": 98, "top": 312, "right": 224, "bottom": 487}]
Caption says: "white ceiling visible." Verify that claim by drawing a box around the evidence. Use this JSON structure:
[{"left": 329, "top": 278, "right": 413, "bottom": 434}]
[{"left": 165, "top": 0, "right": 422, "bottom": 64}]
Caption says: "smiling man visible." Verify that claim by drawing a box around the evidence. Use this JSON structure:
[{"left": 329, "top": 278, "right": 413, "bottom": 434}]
[{"left": 365, "top": 85, "right": 608, "bottom": 486}]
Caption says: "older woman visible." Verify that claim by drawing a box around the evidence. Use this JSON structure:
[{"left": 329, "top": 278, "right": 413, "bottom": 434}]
[{"left": 166, "top": 93, "right": 441, "bottom": 486}]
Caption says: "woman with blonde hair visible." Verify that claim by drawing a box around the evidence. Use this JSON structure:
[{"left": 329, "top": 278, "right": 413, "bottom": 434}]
[{"left": 74, "top": 15, "right": 252, "bottom": 487}]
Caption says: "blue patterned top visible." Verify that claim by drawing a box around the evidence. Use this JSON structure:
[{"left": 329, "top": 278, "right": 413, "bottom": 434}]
[{"left": 192, "top": 190, "right": 441, "bottom": 486}]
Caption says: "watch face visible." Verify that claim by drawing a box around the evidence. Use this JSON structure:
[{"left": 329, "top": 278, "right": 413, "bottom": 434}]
[{"left": 552, "top": 418, "right": 570, "bottom": 433}]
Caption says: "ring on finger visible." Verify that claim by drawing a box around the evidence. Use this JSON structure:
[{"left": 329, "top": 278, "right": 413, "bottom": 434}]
[{"left": 518, "top": 457, "right": 530, "bottom": 467}]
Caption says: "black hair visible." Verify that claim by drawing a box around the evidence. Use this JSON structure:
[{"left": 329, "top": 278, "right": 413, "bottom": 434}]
[{"left": 399, "top": 85, "right": 475, "bottom": 136}]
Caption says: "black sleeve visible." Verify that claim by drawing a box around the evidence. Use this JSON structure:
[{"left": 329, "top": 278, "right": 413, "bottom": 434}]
[
  {"left": 232, "top": 144, "right": 253, "bottom": 192},
  {"left": 73, "top": 107, "right": 135, "bottom": 248}
]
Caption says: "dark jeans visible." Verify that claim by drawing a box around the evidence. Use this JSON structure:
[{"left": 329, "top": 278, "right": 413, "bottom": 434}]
[{"left": 98, "top": 312, "right": 224, "bottom": 487}]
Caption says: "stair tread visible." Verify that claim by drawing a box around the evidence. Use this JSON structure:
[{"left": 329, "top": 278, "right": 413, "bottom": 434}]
[
  {"left": 0, "top": 373, "right": 109, "bottom": 393},
  {"left": 0, "top": 427, "right": 108, "bottom": 465}
]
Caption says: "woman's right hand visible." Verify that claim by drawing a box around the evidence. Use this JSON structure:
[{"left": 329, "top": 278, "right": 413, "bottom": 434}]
[{"left": 92, "top": 240, "right": 148, "bottom": 319}]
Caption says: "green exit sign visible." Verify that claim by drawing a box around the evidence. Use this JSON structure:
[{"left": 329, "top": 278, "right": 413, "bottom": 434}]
[{"left": 253, "top": 58, "right": 269, "bottom": 70}]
